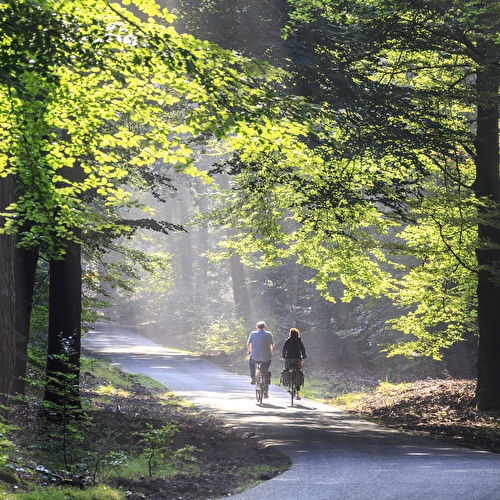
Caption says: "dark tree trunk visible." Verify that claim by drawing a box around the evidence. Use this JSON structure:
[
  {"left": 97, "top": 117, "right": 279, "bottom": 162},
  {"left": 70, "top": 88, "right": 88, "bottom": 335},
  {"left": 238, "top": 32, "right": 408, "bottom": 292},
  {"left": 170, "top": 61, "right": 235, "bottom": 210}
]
[
  {"left": 44, "top": 236, "right": 82, "bottom": 409},
  {"left": 473, "top": 64, "right": 500, "bottom": 410},
  {"left": 12, "top": 245, "right": 39, "bottom": 396},
  {"left": 0, "top": 174, "right": 16, "bottom": 407}
]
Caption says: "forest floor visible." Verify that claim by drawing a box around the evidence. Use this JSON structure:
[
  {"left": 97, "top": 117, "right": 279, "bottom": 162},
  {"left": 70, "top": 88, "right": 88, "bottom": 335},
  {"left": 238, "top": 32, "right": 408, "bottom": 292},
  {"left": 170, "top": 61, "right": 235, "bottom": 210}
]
[
  {"left": 7, "top": 369, "right": 500, "bottom": 499},
  {"left": 339, "top": 377, "right": 500, "bottom": 454},
  {"left": 7, "top": 368, "right": 290, "bottom": 500}
]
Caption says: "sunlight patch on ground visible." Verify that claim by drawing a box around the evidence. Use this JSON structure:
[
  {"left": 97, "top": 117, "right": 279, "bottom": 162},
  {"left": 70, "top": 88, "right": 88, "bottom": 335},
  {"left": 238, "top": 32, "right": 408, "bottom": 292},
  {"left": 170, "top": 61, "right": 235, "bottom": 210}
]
[{"left": 96, "top": 384, "right": 132, "bottom": 398}]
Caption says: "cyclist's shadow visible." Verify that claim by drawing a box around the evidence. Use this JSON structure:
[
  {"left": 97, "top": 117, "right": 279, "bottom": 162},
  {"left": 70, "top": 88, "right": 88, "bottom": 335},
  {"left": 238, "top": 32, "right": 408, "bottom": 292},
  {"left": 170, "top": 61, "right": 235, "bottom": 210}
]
[
  {"left": 256, "top": 401, "right": 316, "bottom": 410},
  {"left": 288, "top": 402, "right": 316, "bottom": 410},
  {"left": 256, "top": 402, "right": 282, "bottom": 409}
]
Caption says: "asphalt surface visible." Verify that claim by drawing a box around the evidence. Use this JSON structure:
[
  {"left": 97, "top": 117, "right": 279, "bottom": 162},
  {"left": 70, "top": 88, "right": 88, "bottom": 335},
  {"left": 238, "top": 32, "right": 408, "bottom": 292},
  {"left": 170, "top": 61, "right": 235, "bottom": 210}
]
[{"left": 83, "top": 323, "right": 500, "bottom": 500}]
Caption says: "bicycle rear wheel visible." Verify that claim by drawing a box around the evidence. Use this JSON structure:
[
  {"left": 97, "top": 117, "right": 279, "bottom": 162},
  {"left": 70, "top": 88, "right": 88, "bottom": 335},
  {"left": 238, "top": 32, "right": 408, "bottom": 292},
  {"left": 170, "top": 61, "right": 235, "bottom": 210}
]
[
  {"left": 255, "top": 368, "right": 264, "bottom": 404},
  {"left": 256, "top": 385, "right": 263, "bottom": 404},
  {"left": 290, "top": 378, "right": 296, "bottom": 406}
]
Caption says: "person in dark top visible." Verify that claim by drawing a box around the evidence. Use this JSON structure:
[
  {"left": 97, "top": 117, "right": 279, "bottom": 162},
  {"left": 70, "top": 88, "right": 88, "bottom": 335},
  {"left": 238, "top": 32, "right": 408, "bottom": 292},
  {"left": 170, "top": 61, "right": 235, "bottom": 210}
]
[{"left": 281, "top": 327, "right": 306, "bottom": 399}]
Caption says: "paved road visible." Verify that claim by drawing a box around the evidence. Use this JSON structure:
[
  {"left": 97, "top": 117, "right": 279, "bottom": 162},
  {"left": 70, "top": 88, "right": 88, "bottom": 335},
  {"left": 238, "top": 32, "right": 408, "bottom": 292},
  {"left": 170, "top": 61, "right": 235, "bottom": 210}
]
[{"left": 83, "top": 323, "right": 500, "bottom": 499}]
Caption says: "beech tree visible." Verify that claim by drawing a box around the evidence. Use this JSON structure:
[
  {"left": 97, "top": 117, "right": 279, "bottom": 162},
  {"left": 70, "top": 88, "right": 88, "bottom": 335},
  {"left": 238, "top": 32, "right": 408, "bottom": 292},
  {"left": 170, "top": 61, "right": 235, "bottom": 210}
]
[
  {"left": 285, "top": 0, "right": 500, "bottom": 412},
  {"left": 0, "top": 0, "right": 298, "bottom": 407},
  {"left": 207, "top": 1, "right": 500, "bottom": 409}
]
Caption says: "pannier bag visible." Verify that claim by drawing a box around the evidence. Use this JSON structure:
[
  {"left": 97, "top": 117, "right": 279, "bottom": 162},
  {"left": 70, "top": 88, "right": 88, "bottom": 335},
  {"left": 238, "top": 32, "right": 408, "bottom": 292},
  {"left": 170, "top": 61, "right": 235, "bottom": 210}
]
[
  {"left": 295, "top": 370, "right": 304, "bottom": 387},
  {"left": 280, "top": 369, "right": 304, "bottom": 387}
]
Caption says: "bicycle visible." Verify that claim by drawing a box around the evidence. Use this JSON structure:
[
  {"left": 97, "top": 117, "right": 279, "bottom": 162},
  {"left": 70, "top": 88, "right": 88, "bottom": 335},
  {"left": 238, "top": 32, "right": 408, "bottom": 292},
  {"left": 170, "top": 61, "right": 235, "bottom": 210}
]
[
  {"left": 288, "top": 367, "right": 299, "bottom": 406},
  {"left": 281, "top": 360, "right": 304, "bottom": 406},
  {"left": 254, "top": 362, "right": 268, "bottom": 405}
]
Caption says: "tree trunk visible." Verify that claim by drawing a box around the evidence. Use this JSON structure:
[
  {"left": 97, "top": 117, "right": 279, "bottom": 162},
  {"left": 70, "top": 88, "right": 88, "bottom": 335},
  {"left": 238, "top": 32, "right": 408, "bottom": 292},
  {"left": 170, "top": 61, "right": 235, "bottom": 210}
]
[
  {"left": 195, "top": 186, "right": 209, "bottom": 306},
  {"left": 229, "top": 247, "right": 252, "bottom": 319},
  {"left": 179, "top": 193, "right": 193, "bottom": 284},
  {"left": 0, "top": 174, "right": 16, "bottom": 407},
  {"left": 12, "top": 245, "right": 39, "bottom": 396},
  {"left": 217, "top": 173, "right": 252, "bottom": 319},
  {"left": 44, "top": 236, "right": 82, "bottom": 409},
  {"left": 473, "top": 64, "right": 500, "bottom": 411}
]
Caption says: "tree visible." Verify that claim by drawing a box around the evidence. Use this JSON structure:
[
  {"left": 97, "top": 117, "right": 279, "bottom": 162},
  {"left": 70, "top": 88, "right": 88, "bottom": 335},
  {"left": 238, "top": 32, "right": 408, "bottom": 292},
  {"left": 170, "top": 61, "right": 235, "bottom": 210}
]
[
  {"left": 0, "top": 174, "right": 15, "bottom": 406},
  {"left": 0, "top": 0, "right": 297, "bottom": 407},
  {"left": 207, "top": 1, "right": 500, "bottom": 408},
  {"left": 287, "top": 0, "right": 500, "bottom": 411}
]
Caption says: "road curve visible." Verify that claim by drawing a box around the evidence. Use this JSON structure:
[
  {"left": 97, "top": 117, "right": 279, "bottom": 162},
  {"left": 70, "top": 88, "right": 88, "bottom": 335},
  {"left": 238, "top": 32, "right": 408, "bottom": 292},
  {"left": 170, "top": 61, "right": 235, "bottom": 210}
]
[{"left": 83, "top": 323, "right": 500, "bottom": 500}]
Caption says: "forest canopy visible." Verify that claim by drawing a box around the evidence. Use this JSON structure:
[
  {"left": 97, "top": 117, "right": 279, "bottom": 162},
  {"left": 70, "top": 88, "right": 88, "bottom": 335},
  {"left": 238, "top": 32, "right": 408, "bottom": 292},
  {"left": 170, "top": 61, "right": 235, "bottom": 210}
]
[
  {"left": 0, "top": 0, "right": 499, "bottom": 411},
  {"left": 189, "top": 0, "right": 499, "bottom": 408}
]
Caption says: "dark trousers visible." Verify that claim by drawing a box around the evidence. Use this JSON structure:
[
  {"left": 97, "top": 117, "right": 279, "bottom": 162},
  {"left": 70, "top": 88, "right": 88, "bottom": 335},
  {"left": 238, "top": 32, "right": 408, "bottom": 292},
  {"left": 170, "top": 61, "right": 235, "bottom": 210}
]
[{"left": 249, "top": 358, "right": 271, "bottom": 380}]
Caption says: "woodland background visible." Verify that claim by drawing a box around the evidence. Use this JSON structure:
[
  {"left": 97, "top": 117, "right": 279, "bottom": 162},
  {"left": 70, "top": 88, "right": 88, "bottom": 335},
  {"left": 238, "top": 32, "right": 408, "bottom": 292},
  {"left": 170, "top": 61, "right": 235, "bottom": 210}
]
[{"left": 0, "top": 0, "right": 498, "bottom": 414}]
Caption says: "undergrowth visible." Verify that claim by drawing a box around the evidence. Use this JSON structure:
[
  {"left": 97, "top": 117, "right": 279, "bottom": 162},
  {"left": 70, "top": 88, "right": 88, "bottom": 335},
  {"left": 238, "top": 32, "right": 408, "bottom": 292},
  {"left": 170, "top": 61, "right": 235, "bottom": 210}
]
[{"left": 1, "top": 354, "right": 289, "bottom": 499}]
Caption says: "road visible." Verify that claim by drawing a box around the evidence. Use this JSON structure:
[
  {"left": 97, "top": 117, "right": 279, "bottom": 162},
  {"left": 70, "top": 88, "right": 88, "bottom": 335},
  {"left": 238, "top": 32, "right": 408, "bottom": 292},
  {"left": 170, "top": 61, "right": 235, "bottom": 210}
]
[{"left": 83, "top": 323, "right": 500, "bottom": 500}]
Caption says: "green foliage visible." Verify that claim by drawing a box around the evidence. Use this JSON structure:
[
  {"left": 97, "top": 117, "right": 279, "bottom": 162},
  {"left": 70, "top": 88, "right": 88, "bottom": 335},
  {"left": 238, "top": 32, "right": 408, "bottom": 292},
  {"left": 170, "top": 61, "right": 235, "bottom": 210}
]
[
  {"left": 0, "top": 411, "right": 15, "bottom": 472},
  {"left": 97, "top": 451, "right": 129, "bottom": 481},
  {"left": 384, "top": 191, "right": 479, "bottom": 358},
  {"left": 16, "top": 484, "right": 124, "bottom": 500},
  {"left": 0, "top": 0, "right": 293, "bottom": 258},
  {"left": 40, "top": 388, "right": 92, "bottom": 474},
  {"left": 137, "top": 422, "right": 199, "bottom": 478},
  {"left": 193, "top": 317, "right": 247, "bottom": 355},
  {"left": 203, "top": 0, "right": 499, "bottom": 361},
  {"left": 9, "top": 354, "right": 202, "bottom": 495}
]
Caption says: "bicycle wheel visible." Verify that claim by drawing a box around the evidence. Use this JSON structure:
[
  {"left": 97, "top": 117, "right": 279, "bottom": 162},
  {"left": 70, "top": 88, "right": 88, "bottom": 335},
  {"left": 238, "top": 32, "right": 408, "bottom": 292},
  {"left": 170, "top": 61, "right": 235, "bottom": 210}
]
[
  {"left": 255, "top": 368, "right": 264, "bottom": 404},
  {"left": 290, "top": 377, "right": 296, "bottom": 406},
  {"left": 255, "top": 384, "right": 262, "bottom": 404},
  {"left": 257, "top": 384, "right": 264, "bottom": 404}
]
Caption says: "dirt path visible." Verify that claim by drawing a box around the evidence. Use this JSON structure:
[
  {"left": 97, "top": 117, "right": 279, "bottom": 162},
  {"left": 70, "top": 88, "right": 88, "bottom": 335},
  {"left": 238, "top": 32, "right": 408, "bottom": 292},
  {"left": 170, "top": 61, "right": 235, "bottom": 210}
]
[{"left": 83, "top": 323, "right": 500, "bottom": 500}]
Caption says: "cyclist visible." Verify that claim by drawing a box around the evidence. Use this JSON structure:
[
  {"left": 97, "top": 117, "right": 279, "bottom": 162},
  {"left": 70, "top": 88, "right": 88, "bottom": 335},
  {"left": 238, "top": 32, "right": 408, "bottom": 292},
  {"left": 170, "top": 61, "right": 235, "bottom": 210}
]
[
  {"left": 281, "top": 327, "right": 306, "bottom": 400},
  {"left": 247, "top": 321, "right": 275, "bottom": 398}
]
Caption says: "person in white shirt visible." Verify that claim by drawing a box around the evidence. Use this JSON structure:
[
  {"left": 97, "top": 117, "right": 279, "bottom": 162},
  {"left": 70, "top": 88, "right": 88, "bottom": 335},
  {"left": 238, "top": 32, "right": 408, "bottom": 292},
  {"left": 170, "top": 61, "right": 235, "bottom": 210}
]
[{"left": 247, "top": 321, "right": 275, "bottom": 397}]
